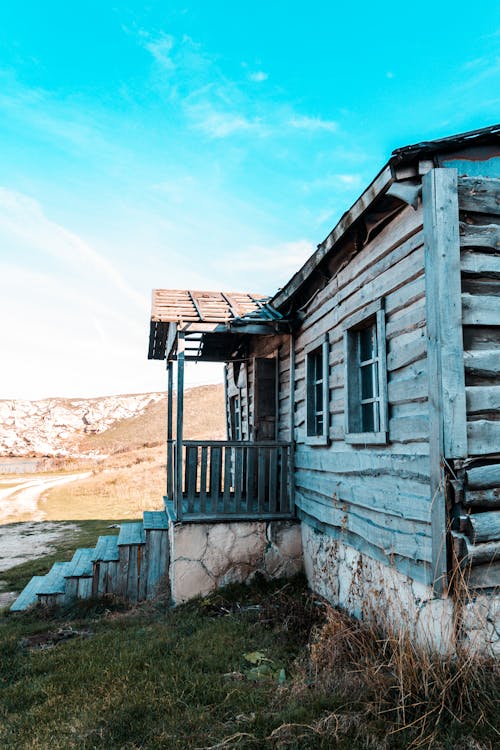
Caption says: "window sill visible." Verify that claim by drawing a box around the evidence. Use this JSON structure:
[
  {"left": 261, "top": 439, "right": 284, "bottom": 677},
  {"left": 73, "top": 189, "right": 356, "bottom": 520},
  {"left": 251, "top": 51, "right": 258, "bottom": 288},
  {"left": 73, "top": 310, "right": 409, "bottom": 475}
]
[
  {"left": 305, "top": 435, "right": 329, "bottom": 446},
  {"left": 345, "top": 431, "right": 388, "bottom": 445}
]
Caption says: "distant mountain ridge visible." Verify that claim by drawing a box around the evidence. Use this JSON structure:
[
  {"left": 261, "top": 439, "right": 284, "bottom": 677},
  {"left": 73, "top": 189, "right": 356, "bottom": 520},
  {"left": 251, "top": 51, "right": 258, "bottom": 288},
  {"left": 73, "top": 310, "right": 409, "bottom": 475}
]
[{"left": 0, "top": 392, "right": 166, "bottom": 458}]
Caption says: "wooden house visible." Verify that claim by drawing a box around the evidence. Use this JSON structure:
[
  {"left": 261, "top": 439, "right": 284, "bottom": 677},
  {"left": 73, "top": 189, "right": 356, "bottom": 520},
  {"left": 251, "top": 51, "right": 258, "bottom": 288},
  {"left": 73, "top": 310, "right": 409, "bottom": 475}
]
[
  {"left": 12, "top": 124, "right": 499, "bottom": 650},
  {"left": 149, "top": 124, "right": 500, "bottom": 651}
]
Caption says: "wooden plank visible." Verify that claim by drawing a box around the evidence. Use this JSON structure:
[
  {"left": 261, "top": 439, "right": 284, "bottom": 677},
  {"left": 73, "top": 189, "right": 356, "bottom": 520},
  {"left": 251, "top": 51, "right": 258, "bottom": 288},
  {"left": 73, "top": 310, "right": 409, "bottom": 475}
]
[
  {"left": 461, "top": 250, "right": 500, "bottom": 277},
  {"left": 464, "top": 487, "right": 500, "bottom": 510},
  {"left": 465, "top": 561, "right": 500, "bottom": 589},
  {"left": 296, "top": 492, "right": 432, "bottom": 562},
  {"left": 126, "top": 545, "right": 139, "bottom": 602},
  {"left": 176, "top": 334, "right": 185, "bottom": 519},
  {"left": 185, "top": 446, "right": 198, "bottom": 514},
  {"left": 10, "top": 576, "right": 46, "bottom": 612},
  {"left": 464, "top": 349, "right": 500, "bottom": 378},
  {"left": 459, "top": 222, "right": 500, "bottom": 250},
  {"left": 387, "top": 332, "right": 427, "bottom": 372},
  {"left": 465, "top": 511, "right": 500, "bottom": 544},
  {"left": 246, "top": 446, "right": 256, "bottom": 510},
  {"left": 467, "top": 420, "right": 500, "bottom": 455},
  {"left": 234, "top": 446, "right": 243, "bottom": 513},
  {"left": 466, "top": 463, "right": 500, "bottom": 489},
  {"left": 280, "top": 446, "right": 289, "bottom": 513},
  {"left": 423, "top": 167, "right": 463, "bottom": 594},
  {"left": 453, "top": 533, "right": 500, "bottom": 565},
  {"left": 388, "top": 362, "right": 428, "bottom": 405},
  {"left": 462, "top": 293, "right": 500, "bottom": 326},
  {"left": 117, "top": 522, "right": 146, "bottom": 546},
  {"left": 458, "top": 176, "right": 500, "bottom": 215},
  {"left": 466, "top": 385, "right": 500, "bottom": 414},
  {"left": 210, "top": 446, "right": 222, "bottom": 509},
  {"left": 223, "top": 445, "right": 232, "bottom": 513},
  {"left": 258, "top": 447, "right": 267, "bottom": 513},
  {"left": 166, "top": 360, "right": 174, "bottom": 499},
  {"left": 269, "top": 447, "right": 278, "bottom": 513},
  {"left": 294, "top": 467, "right": 431, "bottom": 523},
  {"left": 199, "top": 446, "right": 208, "bottom": 515}
]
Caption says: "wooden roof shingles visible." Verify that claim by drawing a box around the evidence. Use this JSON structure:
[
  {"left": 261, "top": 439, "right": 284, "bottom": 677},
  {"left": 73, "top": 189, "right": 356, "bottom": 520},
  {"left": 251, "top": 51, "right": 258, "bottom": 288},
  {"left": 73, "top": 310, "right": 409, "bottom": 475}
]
[{"left": 151, "top": 289, "right": 269, "bottom": 325}]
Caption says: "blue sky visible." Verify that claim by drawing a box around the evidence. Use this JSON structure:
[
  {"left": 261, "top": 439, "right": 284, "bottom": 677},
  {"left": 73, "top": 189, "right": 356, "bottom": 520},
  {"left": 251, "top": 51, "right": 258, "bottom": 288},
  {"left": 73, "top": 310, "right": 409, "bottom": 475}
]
[{"left": 0, "top": 1, "right": 499, "bottom": 398}]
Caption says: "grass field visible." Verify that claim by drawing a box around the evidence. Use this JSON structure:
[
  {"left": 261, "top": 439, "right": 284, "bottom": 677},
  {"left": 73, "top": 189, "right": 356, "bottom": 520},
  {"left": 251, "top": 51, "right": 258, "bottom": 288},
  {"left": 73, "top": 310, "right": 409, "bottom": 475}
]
[
  {"left": 35, "top": 384, "right": 226, "bottom": 521},
  {"left": 1, "top": 556, "right": 498, "bottom": 750}
]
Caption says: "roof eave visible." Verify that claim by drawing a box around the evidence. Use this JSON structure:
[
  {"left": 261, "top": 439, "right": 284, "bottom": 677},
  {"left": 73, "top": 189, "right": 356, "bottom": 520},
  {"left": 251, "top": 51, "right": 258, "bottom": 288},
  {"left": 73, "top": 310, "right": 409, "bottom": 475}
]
[{"left": 271, "top": 163, "right": 394, "bottom": 311}]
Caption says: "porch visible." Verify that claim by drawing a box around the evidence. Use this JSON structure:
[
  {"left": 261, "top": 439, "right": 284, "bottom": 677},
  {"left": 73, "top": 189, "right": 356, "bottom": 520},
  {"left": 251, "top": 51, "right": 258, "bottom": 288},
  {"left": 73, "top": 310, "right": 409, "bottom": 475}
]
[
  {"left": 170, "top": 440, "right": 293, "bottom": 522},
  {"left": 149, "top": 289, "right": 295, "bottom": 524}
]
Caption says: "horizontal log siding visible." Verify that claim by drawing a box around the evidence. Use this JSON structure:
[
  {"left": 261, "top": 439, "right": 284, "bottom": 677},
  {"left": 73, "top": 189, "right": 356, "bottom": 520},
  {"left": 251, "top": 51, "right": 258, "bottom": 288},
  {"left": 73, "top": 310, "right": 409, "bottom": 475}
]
[
  {"left": 292, "top": 205, "right": 433, "bottom": 585},
  {"left": 459, "top": 177, "right": 500, "bottom": 457},
  {"left": 456, "top": 177, "right": 500, "bottom": 578}
]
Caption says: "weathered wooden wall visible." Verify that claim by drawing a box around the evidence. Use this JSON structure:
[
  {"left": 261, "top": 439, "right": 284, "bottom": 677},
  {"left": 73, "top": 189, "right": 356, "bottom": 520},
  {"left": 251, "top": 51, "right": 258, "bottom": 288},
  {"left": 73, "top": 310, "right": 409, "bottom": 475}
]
[
  {"left": 459, "top": 176, "right": 500, "bottom": 456},
  {"left": 451, "top": 174, "right": 500, "bottom": 590},
  {"left": 289, "top": 203, "right": 433, "bottom": 584}
]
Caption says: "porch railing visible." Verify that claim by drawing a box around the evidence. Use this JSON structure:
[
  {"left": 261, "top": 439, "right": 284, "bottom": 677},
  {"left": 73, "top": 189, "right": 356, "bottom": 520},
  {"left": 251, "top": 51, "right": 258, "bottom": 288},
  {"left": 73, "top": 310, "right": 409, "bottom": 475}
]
[{"left": 171, "top": 440, "right": 293, "bottom": 522}]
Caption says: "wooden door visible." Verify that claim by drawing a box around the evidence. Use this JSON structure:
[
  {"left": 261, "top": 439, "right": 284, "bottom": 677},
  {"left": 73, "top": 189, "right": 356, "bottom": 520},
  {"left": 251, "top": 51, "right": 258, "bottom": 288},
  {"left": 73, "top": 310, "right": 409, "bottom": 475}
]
[{"left": 253, "top": 357, "right": 277, "bottom": 441}]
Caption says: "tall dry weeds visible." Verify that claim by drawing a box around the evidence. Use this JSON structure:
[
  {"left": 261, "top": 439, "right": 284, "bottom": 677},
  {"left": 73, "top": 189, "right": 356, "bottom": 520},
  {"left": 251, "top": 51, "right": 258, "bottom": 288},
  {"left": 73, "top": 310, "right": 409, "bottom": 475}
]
[{"left": 300, "top": 604, "right": 499, "bottom": 749}]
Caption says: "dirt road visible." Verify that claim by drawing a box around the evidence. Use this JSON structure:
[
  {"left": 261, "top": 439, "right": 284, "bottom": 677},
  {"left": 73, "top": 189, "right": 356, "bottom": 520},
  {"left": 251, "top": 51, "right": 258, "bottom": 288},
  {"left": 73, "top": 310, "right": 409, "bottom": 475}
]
[{"left": 0, "top": 473, "right": 91, "bottom": 524}]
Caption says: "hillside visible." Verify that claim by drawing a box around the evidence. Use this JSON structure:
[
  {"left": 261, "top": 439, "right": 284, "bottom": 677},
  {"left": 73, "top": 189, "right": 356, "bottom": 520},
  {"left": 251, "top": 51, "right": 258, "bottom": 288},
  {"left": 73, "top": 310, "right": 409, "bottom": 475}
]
[{"left": 1, "top": 384, "right": 226, "bottom": 522}]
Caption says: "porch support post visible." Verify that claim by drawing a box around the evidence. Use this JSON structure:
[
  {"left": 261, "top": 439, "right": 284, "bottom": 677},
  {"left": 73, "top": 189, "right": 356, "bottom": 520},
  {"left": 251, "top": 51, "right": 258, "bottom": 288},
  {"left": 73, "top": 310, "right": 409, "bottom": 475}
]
[
  {"left": 176, "top": 333, "right": 185, "bottom": 519},
  {"left": 289, "top": 334, "right": 295, "bottom": 510},
  {"left": 166, "top": 359, "right": 174, "bottom": 500}
]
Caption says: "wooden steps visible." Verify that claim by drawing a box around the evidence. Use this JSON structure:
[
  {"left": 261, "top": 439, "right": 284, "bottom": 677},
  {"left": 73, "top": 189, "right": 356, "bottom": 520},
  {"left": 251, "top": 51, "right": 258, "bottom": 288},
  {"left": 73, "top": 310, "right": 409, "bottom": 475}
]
[
  {"left": 37, "top": 562, "right": 73, "bottom": 606},
  {"left": 9, "top": 510, "right": 170, "bottom": 612},
  {"left": 10, "top": 576, "right": 46, "bottom": 612}
]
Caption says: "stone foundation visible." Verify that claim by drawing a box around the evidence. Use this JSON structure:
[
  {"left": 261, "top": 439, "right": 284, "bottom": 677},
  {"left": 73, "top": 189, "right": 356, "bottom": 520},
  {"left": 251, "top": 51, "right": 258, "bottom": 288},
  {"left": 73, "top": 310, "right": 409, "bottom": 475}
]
[
  {"left": 302, "top": 523, "right": 499, "bottom": 657},
  {"left": 169, "top": 519, "right": 302, "bottom": 604}
]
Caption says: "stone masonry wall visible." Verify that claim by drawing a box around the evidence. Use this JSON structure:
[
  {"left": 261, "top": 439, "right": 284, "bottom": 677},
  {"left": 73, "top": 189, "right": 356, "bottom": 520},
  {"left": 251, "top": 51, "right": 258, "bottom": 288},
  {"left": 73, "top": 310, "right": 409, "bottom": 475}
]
[
  {"left": 169, "top": 519, "right": 302, "bottom": 604},
  {"left": 302, "top": 522, "right": 499, "bottom": 657}
]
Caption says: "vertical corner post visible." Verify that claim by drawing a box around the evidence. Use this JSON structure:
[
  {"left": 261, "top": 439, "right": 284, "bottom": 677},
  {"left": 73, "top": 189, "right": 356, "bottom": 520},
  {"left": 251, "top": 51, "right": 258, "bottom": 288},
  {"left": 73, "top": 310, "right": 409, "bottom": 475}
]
[
  {"left": 166, "top": 359, "right": 174, "bottom": 500},
  {"left": 423, "top": 167, "right": 466, "bottom": 596},
  {"left": 176, "top": 333, "right": 185, "bottom": 520},
  {"left": 289, "top": 334, "right": 296, "bottom": 510}
]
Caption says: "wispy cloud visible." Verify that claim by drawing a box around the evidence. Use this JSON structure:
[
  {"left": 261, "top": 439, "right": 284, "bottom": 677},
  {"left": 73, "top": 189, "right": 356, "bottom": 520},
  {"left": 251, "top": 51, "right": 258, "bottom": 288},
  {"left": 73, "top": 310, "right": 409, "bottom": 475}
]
[
  {"left": 214, "top": 239, "right": 314, "bottom": 290},
  {"left": 248, "top": 71, "right": 268, "bottom": 82},
  {"left": 299, "top": 172, "right": 363, "bottom": 194},
  {"left": 288, "top": 115, "right": 338, "bottom": 132},
  {"left": 189, "top": 106, "right": 264, "bottom": 138},
  {"left": 133, "top": 29, "right": 342, "bottom": 141},
  {"left": 0, "top": 188, "right": 144, "bottom": 308},
  {"left": 140, "top": 30, "right": 176, "bottom": 70}
]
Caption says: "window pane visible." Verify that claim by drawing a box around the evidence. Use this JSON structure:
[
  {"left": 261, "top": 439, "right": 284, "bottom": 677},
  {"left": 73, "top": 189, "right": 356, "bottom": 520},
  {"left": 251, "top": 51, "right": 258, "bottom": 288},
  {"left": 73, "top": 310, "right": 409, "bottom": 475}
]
[
  {"left": 308, "top": 346, "right": 324, "bottom": 436},
  {"left": 361, "top": 364, "right": 374, "bottom": 400},
  {"left": 359, "top": 324, "right": 376, "bottom": 361},
  {"left": 361, "top": 402, "right": 375, "bottom": 432}
]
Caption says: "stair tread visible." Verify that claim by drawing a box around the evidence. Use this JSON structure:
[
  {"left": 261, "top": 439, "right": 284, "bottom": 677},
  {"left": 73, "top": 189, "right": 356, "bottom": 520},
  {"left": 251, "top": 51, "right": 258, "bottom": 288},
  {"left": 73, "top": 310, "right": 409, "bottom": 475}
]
[
  {"left": 10, "top": 576, "right": 46, "bottom": 612},
  {"left": 65, "top": 548, "right": 94, "bottom": 578},
  {"left": 117, "top": 522, "right": 145, "bottom": 546},
  {"left": 143, "top": 510, "right": 169, "bottom": 531},
  {"left": 36, "top": 562, "right": 72, "bottom": 595},
  {"left": 92, "top": 535, "right": 120, "bottom": 562}
]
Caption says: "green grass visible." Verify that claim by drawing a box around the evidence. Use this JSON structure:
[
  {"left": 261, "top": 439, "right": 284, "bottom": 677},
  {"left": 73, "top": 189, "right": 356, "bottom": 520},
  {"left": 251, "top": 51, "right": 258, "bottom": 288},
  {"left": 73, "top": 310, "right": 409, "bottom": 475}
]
[
  {"left": 0, "top": 520, "right": 126, "bottom": 593},
  {"left": 0, "top": 576, "right": 338, "bottom": 750},
  {"left": 0, "top": 551, "right": 498, "bottom": 750}
]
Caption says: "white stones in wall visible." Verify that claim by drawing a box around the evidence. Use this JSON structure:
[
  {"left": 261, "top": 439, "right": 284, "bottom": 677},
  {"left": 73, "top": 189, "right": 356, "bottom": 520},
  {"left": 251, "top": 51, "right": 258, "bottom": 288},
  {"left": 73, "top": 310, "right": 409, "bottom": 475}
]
[
  {"left": 169, "top": 520, "right": 303, "bottom": 604},
  {"left": 301, "top": 523, "right": 500, "bottom": 657}
]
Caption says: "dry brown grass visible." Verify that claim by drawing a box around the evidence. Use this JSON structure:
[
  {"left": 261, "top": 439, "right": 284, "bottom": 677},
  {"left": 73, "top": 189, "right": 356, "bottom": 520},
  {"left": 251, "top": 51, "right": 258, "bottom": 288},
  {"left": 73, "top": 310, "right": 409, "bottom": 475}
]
[
  {"left": 39, "top": 384, "right": 225, "bottom": 521},
  {"left": 279, "top": 603, "right": 500, "bottom": 749}
]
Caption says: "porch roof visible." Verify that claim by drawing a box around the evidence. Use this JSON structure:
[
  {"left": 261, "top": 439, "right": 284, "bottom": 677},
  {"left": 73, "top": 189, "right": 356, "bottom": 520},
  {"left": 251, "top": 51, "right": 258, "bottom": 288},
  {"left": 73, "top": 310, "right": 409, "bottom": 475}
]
[{"left": 148, "top": 289, "right": 288, "bottom": 361}]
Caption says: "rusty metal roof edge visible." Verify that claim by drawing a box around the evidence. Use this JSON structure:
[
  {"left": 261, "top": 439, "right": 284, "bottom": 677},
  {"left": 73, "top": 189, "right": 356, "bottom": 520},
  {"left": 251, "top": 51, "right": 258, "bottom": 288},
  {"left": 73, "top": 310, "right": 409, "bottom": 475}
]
[{"left": 271, "top": 123, "right": 500, "bottom": 312}]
